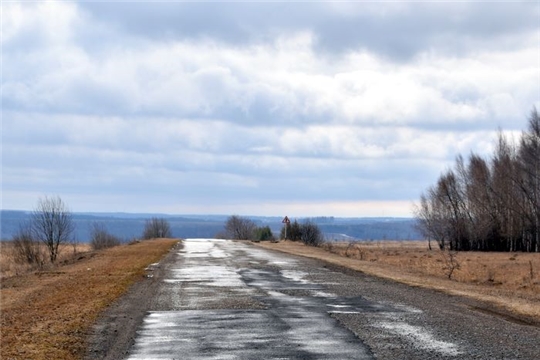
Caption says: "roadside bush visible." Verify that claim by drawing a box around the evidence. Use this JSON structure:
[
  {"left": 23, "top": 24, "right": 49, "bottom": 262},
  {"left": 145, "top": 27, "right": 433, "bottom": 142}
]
[
  {"left": 253, "top": 226, "right": 275, "bottom": 241},
  {"left": 300, "top": 221, "right": 324, "bottom": 247},
  {"left": 90, "top": 222, "right": 122, "bottom": 250},
  {"left": 280, "top": 220, "right": 324, "bottom": 246},
  {"left": 143, "top": 217, "right": 172, "bottom": 239},
  {"left": 12, "top": 224, "right": 45, "bottom": 267},
  {"left": 224, "top": 215, "right": 257, "bottom": 240}
]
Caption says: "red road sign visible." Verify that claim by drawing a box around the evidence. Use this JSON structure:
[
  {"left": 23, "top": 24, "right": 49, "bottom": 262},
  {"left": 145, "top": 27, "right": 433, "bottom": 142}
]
[{"left": 282, "top": 216, "right": 290, "bottom": 224}]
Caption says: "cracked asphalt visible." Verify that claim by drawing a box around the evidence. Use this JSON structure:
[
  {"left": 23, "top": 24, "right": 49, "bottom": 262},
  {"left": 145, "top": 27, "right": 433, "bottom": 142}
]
[{"left": 87, "top": 239, "right": 540, "bottom": 359}]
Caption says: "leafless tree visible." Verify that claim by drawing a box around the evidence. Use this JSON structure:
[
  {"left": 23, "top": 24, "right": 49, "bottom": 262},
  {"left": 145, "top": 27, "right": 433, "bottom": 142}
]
[
  {"left": 224, "top": 215, "right": 256, "bottom": 240},
  {"left": 31, "top": 196, "right": 75, "bottom": 263},
  {"left": 142, "top": 217, "right": 172, "bottom": 239},
  {"left": 415, "top": 108, "right": 540, "bottom": 253},
  {"left": 517, "top": 108, "right": 540, "bottom": 252}
]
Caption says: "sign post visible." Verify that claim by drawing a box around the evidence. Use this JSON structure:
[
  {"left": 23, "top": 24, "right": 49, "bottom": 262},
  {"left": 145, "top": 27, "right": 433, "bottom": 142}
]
[{"left": 282, "top": 216, "right": 290, "bottom": 240}]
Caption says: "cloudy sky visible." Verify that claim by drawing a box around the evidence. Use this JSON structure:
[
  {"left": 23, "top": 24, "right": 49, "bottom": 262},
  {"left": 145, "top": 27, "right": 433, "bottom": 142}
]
[{"left": 2, "top": 1, "right": 539, "bottom": 217}]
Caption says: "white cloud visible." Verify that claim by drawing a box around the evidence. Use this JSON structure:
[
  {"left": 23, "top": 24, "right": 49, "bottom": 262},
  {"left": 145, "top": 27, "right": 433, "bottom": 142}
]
[{"left": 2, "top": 2, "right": 538, "bottom": 216}]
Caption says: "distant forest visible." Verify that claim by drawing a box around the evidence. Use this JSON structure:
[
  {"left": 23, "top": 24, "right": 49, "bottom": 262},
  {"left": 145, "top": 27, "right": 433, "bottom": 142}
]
[{"left": 416, "top": 109, "right": 540, "bottom": 252}]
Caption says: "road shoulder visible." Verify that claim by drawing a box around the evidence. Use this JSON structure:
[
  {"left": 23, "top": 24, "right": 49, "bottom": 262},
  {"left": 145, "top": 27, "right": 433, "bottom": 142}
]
[{"left": 85, "top": 242, "right": 182, "bottom": 360}]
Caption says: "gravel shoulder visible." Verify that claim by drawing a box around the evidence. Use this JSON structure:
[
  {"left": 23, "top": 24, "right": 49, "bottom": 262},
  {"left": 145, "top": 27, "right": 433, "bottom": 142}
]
[{"left": 85, "top": 242, "right": 183, "bottom": 360}]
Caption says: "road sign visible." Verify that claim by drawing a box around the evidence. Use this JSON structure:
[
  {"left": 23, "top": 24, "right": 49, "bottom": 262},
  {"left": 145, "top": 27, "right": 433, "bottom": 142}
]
[{"left": 282, "top": 216, "right": 290, "bottom": 224}]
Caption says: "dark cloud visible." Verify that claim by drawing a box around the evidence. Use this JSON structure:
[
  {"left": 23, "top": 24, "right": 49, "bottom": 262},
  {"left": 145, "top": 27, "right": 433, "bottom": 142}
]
[{"left": 79, "top": 2, "right": 539, "bottom": 60}]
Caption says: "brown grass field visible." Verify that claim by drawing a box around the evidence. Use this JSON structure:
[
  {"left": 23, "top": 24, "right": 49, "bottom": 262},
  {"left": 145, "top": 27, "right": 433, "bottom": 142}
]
[
  {"left": 0, "top": 239, "right": 178, "bottom": 360},
  {"left": 256, "top": 240, "right": 540, "bottom": 321}
]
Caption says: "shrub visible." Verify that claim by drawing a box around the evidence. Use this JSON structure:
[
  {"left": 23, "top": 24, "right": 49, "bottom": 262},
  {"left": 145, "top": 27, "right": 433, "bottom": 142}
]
[
  {"left": 12, "top": 224, "right": 45, "bottom": 267},
  {"left": 143, "top": 217, "right": 172, "bottom": 239},
  {"left": 90, "top": 222, "right": 122, "bottom": 250},
  {"left": 280, "top": 220, "right": 302, "bottom": 241},
  {"left": 224, "top": 215, "right": 256, "bottom": 240},
  {"left": 253, "top": 226, "right": 275, "bottom": 241},
  {"left": 300, "top": 221, "right": 324, "bottom": 247}
]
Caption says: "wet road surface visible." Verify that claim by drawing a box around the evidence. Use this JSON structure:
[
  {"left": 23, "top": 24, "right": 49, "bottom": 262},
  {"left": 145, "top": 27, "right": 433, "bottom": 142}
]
[{"left": 124, "top": 239, "right": 540, "bottom": 359}]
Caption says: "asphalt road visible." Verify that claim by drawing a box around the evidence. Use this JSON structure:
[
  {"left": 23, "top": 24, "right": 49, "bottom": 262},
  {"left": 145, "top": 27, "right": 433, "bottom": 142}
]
[{"left": 88, "top": 239, "right": 540, "bottom": 359}]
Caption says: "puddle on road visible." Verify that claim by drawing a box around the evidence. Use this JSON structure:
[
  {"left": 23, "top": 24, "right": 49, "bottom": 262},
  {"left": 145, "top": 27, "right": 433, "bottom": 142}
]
[
  {"left": 179, "top": 238, "right": 228, "bottom": 259},
  {"left": 280, "top": 269, "right": 309, "bottom": 283},
  {"left": 166, "top": 266, "right": 244, "bottom": 287}
]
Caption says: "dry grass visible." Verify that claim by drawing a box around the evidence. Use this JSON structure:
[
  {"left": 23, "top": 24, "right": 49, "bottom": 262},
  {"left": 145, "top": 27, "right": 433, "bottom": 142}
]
[
  {"left": 0, "top": 242, "right": 92, "bottom": 280},
  {"left": 255, "top": 240, "right": 540, "bottom": 321},
  {"left": 0, "top": 239, "right": 178, "bottom": 360}
]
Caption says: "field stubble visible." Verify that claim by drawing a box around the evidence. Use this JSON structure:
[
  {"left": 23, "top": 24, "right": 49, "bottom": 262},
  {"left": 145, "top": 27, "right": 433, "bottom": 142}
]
[{"left": 256, "top": 240, "right": 540, "bottom": 321}]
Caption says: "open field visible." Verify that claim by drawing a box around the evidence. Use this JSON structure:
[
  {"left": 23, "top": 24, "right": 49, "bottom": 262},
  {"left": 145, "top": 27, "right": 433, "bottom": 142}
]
[
  {"left": 255, "top": 240, "right": 540, "bottom": 322},
  {"left": 0, "top": 239, "right": 178, "bottom": 360}
]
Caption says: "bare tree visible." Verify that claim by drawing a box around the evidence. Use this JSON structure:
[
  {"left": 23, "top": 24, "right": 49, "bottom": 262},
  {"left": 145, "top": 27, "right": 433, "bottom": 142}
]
[
  {"left": 142, "top": 217, "right": 172, "bottom": 239},
  {"left": 415, "top": 107, "right": 540, "bottom": 253},
  {"left": 31, "top": 196, "right": 75, "bottom": 263},
  {"left": 224, "top": 215, "right": 256, "bottom": 240},
  {"left": 517, "top": 108, "right": 540, "bottom": 252}
]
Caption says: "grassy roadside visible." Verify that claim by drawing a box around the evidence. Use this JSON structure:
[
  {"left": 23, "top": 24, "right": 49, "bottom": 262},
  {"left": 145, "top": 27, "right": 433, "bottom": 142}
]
[
  {"left": 0, "top": 238, "right": 178, "bottom": 360},
  {"left": 254, "top": 240, "right": 540, "bottom": 322}
]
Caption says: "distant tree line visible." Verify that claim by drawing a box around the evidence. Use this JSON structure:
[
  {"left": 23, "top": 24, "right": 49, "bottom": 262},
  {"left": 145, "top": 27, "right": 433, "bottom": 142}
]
[
  {"left": 220, "top": 215, "right": 325, "bottom": 246},
  {"left": 415, "top": 109, "right": 540, "bottom": 252}
]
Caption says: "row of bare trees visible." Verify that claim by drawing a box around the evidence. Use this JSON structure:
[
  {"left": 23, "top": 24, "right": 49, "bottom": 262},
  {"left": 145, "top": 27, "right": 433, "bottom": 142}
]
[{"left": 415, "top": 109, "right": 540, "bottom": 252}]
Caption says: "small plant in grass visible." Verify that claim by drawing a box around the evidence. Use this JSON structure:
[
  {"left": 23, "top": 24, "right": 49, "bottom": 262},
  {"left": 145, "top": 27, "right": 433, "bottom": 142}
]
[{"left": 440, "top": 250, "right": 460, "bottom": 280}]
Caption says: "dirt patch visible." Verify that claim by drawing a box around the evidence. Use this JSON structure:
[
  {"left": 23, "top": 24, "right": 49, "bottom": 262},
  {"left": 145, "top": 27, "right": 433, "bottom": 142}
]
[
  {"left": 0, "top": 239, "right": 178, "bottom": 360},
  {"left": 254, "top": 240, "right": 540, "bottom": 322}
]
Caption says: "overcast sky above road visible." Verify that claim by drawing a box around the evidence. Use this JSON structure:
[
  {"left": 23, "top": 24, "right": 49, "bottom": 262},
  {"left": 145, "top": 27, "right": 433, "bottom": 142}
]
[{"left": 2, "top": 1, "right": 539, "bottom": 217}]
